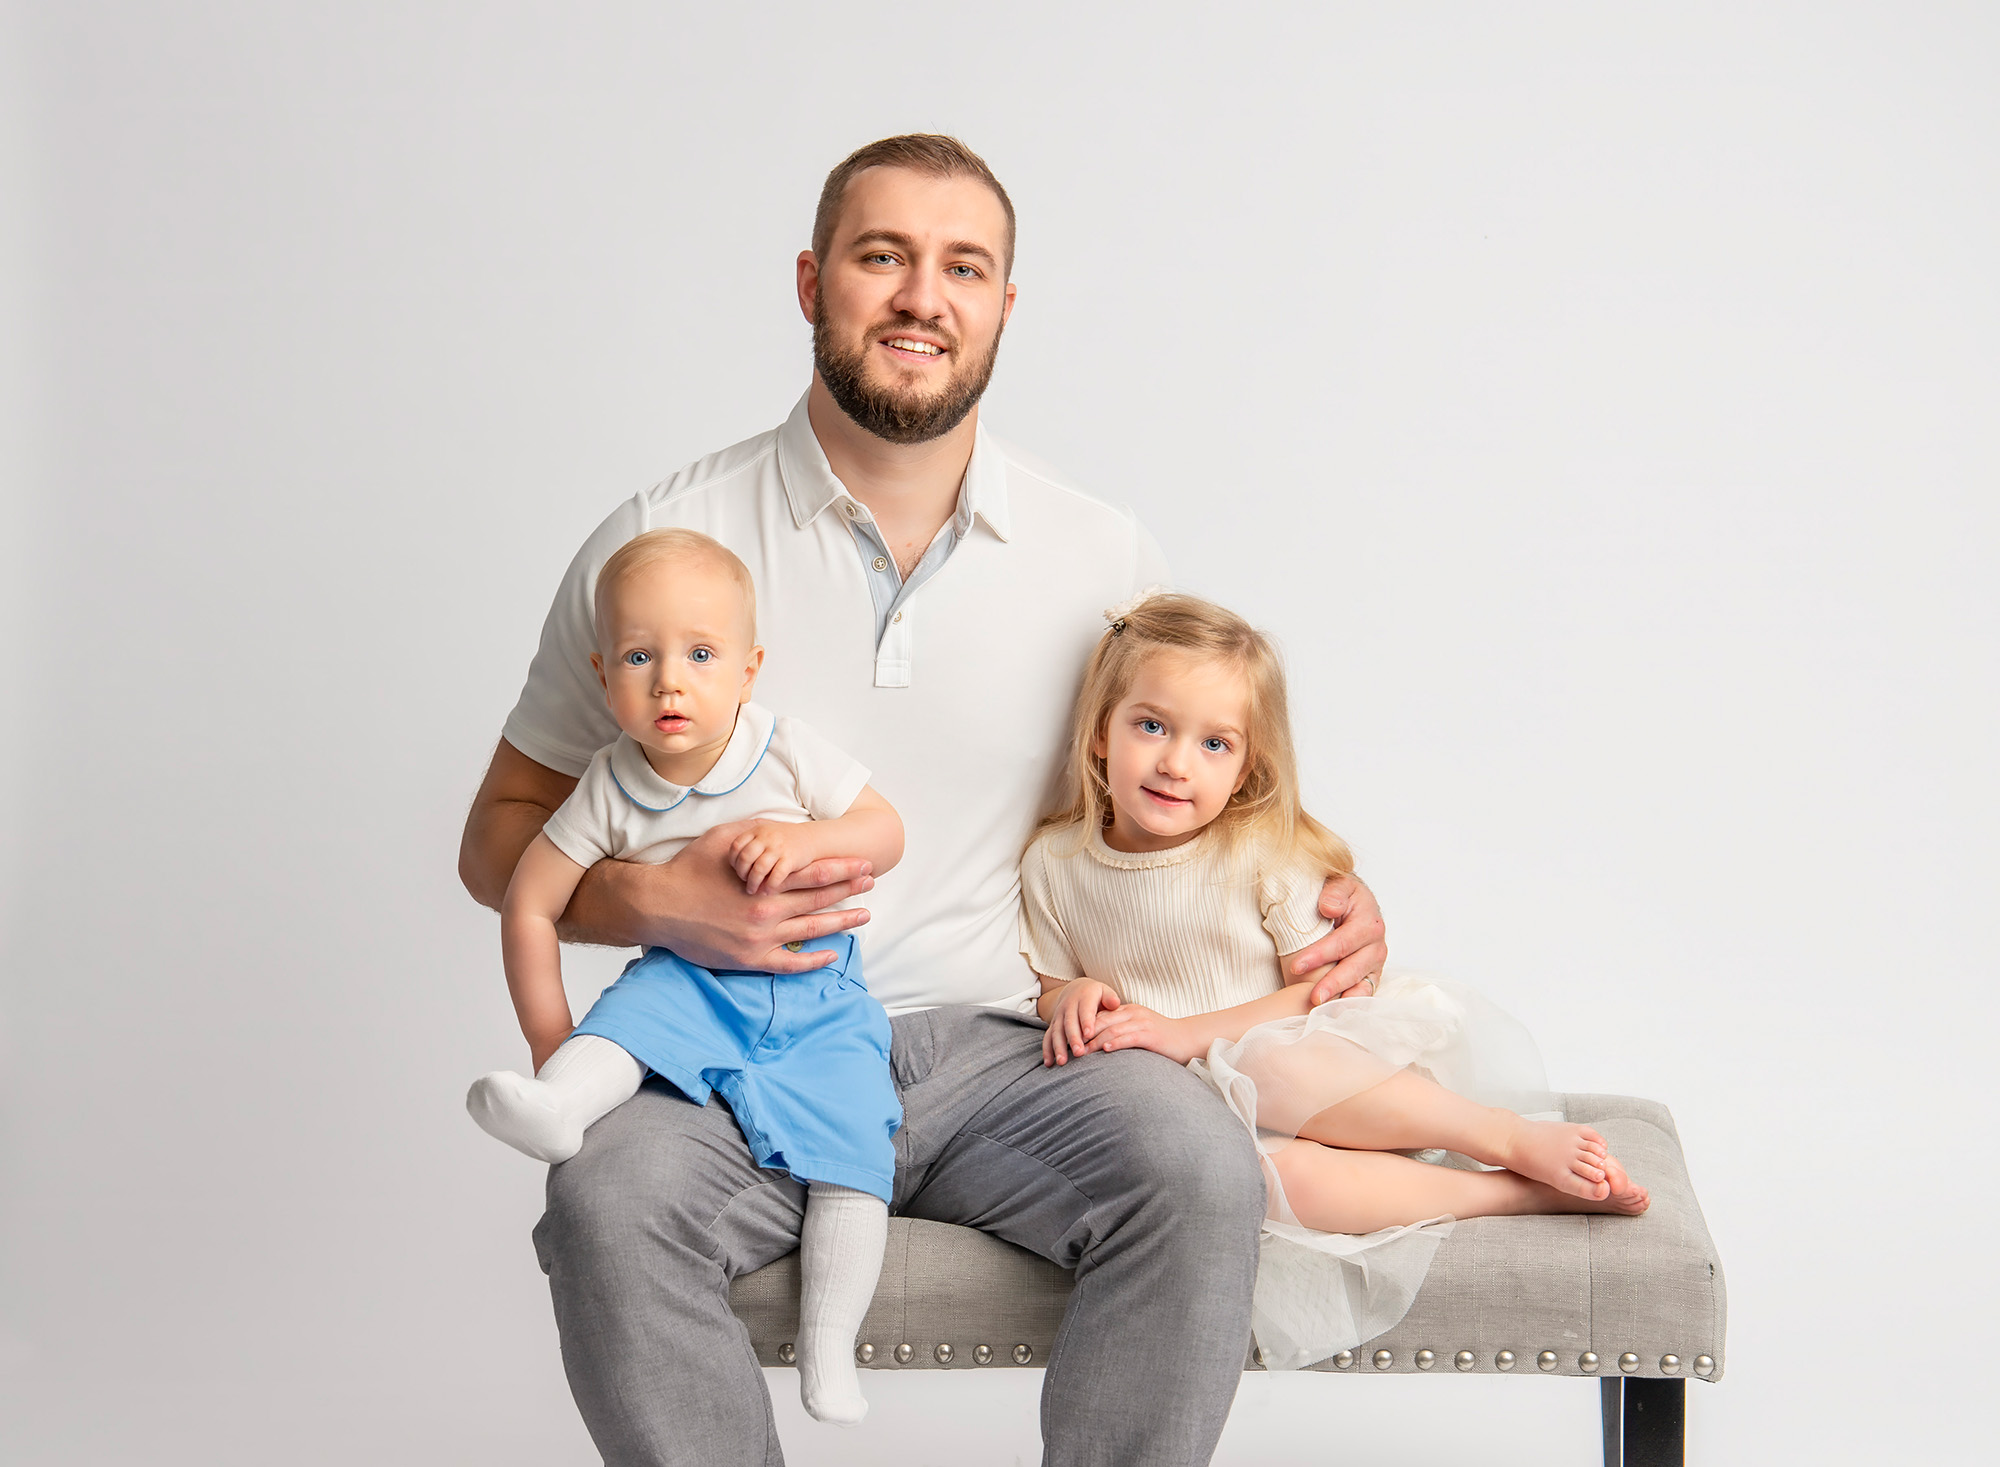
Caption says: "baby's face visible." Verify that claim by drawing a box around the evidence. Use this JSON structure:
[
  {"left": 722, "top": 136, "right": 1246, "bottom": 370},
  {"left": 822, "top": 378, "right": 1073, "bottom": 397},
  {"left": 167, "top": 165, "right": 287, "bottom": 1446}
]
[
  {"left": 1093, "top": 652, "right": 1251, "bottom": 853},
  {"left": 591, "top": 559, "right": 762, "bottom": 781}
]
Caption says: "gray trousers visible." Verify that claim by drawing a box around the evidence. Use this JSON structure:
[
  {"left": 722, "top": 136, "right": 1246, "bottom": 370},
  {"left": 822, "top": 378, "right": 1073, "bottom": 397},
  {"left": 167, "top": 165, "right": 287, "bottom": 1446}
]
[{"left": 532, "top": 1004, "right": 1267, "bottom": 1466}]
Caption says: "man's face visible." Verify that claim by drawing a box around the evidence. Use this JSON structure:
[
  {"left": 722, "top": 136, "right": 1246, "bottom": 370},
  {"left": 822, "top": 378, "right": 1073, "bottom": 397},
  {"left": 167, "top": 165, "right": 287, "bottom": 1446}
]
[{"left": 802, "top": 166, "right": 1017, "bottom": 445}]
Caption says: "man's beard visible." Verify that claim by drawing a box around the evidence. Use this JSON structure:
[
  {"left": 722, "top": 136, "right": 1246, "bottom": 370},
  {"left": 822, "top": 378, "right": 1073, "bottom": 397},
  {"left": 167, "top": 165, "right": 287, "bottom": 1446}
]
[{"left": 812, "top": 300, "right": 1003, "bottom": 446}]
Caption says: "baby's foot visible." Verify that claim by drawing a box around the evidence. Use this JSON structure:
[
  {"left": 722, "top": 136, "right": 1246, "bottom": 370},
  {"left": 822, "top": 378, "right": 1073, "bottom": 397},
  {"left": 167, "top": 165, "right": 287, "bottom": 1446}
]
[
  {"left": 798, "top": 1331, "right": 869, "bottom": 1426},
  {"left": 466, "top": 1071, "right": 584, "bottom": 1163},
  {"left": 1497, "top": 1118, "right": 1612, "bottom": 1201}
]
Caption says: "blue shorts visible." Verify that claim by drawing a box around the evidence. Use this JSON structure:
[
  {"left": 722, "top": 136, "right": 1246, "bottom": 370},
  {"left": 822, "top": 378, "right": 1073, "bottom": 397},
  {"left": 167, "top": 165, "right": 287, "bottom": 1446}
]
[{"left": 570, "top": 931, "right": 899, "bottom": 1201}]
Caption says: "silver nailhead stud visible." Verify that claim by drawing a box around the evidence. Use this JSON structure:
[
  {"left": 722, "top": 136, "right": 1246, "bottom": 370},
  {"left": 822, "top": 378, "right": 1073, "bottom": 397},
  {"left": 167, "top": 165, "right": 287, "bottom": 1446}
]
[
  {"left": 777, "top": 1343, "right": 795, "bottom": 1364},
  {"left": 935, "top": 1344, "right": 954, "bottom": 1364},
  {"left": 1415, "top": 1350, "right": 1436, "bottom": 1370},
  {"left": 1660, "top": 1354, "right": 1681, "bottom": 1375},
  {"left": 1495, "top": 1350, "right": 1516, "bottom": 1371},
  {"left": 1012, "top": 1343, "right": 1033, "bottom": 1364},
  {"left": 1372, "top": 1350, "right": 1393, "bottom": 1370},
  {"left": 1579, "top": 1352, "right": 1600, "bottom": 1373},
  {"left": 973, "top": 1344, "right": 993, "bottom": 1365},
  {"left": 855, "top": 1343, "right": 875, "bottom": 1364},
  {"left": 894, "top": 1343, "right": 914, "bottom": 1364},
  {"left": 1331, "top": 1350, "right": 1355, "bottom": 1370},
  {"left": 1537, "top": 1351, "right": 1558, "bottom": 1371},
  {"left": 1619, "top": 1353, "right": 1640, "bottom": 1373},
  {"left": 1254, "top": 1347, "right": 1269, "bottom": 1366},
  {"left": 1694, "top": 1355, "right": 1716, "bottom": 1377},
  {"left": 1454, "top": 1350, "right": 1476, "bottom": 1371}
]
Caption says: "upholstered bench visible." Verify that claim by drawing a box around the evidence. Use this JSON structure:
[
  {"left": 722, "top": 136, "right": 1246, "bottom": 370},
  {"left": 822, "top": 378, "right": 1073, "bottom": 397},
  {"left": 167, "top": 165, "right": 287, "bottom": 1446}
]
[{"left": 730, "top": 1093, "right": 1726, "bottom": 1466}]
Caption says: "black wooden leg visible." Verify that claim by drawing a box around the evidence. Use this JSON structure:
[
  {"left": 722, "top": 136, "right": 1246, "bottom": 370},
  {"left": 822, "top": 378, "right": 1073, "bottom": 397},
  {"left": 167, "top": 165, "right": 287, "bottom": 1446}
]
[{"left": 1601, "top": 1377, "right": 1685, "bottom": 1466}]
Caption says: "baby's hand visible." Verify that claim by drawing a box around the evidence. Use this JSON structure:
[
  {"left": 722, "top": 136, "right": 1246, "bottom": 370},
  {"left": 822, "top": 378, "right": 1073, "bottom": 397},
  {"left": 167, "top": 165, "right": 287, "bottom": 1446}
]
[
  {"left": 1043, "top": 978, "right": 1120, "bottom": 1067},
  {"left": 728, "top": 820, "right": 809, "bottom": 896},
  {"left": 1081, "top": 1003, "right": 1203, "bottom": 1065}
]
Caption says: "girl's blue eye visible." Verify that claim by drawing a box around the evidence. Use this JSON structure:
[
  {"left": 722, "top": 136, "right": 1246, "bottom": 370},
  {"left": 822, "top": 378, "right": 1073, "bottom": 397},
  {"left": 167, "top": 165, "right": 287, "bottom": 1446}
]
[
  {"left": 689, "top": 647, "right": 713, "bottom": 663},
  {"left": 1202, "top": 737, "right": 1230, "bottom": 754},
  {"left": 623, "top": 650, "right": 650, "bottom": 666},
  {"left": 1139, "top": 719, "right": 1164, "bottom": 736}
]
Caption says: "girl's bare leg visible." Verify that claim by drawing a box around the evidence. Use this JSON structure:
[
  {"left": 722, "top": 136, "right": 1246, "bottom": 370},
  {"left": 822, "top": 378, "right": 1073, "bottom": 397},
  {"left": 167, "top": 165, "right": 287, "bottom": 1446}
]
[
  {"left": 1271, "top": 1139, "right": 1649, "bottom": 1235},
  {"left": 1295, "top": 1069, "right": 1619, "bottom": 1202}
]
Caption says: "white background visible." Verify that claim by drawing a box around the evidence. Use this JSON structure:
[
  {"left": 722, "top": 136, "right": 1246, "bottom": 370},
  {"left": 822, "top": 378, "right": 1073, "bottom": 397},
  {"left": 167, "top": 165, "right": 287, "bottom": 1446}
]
[{"left": 3, "top": 4, "right": 1994, "bottom": 1463}]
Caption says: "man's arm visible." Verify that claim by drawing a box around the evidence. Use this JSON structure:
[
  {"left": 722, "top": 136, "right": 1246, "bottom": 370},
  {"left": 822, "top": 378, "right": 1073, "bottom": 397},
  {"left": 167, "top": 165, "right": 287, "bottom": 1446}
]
[
  {"left": 1289, "top": 872, "right": 1390, "bottom": 1006},
  {"left": 457, "top": 738, "right": 878, "bottom": 973}
]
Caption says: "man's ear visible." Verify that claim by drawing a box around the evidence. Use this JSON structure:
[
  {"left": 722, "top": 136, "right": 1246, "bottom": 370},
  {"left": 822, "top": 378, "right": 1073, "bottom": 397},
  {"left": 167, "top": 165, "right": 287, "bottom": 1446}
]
[
  {"left": 1001, "top": 279, "right": 1018, "bottom": 328},
  {"left": 796, "top": 252, "right": 820, "bottom": 325},
  {"left": 739, "top": 644, "right": 766, "bottom": 701}
]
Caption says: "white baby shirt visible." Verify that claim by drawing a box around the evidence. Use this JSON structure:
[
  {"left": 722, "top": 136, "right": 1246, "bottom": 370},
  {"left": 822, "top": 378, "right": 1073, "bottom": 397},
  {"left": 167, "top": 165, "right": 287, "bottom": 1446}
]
[{"left": 541, "top": 701, "right": 870, "bottom": 870}]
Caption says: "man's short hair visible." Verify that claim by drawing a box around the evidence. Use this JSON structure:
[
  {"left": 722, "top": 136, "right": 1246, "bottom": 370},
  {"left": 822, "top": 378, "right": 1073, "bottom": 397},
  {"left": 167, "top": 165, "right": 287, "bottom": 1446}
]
[{"left": 812, "top": 134, "right": 1017, "bottom": 279}]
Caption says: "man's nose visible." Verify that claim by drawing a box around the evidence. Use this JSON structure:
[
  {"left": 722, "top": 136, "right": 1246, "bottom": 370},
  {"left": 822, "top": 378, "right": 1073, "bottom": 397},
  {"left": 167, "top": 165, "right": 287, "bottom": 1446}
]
[{"left": 890, "top": 265, "right": 946, "bottom": 326}]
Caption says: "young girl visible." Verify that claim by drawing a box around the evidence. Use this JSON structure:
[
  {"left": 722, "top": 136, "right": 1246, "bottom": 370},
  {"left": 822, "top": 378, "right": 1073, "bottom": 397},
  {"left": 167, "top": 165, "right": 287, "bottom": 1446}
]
[{"left": 1019, "top": 591, "right": 1649, "bottom": 1370}]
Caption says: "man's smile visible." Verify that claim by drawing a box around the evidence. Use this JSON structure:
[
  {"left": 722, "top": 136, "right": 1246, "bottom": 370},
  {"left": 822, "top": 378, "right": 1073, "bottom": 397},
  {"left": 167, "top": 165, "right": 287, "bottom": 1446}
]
[{"left": 880, "top": 334, "right": 947, "bottom": 361}]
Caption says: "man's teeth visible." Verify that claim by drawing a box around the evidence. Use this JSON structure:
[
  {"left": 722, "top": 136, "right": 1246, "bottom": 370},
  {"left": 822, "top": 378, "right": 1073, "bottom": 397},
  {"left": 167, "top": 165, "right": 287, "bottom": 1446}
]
[{"left": 886, "top": 338, "right": 942, "bottom": 355}]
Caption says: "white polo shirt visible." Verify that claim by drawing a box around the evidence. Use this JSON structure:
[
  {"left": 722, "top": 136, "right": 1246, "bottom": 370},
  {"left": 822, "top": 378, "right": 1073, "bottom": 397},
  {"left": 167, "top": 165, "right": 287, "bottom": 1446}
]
[{"left": 503, "top": 392, "right": 1170, "bottom": 1015}]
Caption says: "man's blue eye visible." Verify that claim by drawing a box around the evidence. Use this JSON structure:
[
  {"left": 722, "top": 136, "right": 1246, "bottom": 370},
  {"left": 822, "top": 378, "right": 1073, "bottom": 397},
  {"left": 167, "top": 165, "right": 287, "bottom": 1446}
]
[
  {"left": 690, "top": 648, "right": 713, "bottom": 663},
  {"left": 624, "top": 650, "right": 650, "bottom": 666}
]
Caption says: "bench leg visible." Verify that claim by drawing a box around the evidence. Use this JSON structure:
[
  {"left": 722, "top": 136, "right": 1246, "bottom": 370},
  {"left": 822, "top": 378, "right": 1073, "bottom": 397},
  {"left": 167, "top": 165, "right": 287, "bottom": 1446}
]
[{"left": 1601, "top": 1377, "right": 1685, "bottom": 1466}]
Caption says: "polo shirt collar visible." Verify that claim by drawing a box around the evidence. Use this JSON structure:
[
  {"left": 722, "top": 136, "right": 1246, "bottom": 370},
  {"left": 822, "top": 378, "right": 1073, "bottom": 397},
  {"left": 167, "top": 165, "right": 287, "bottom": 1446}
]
[
  {"left": 775, "top": 390, "right": 1013, "bottom": 543},
  {"left": 608, "top": 700, "right": 777, "bottom": 813}
]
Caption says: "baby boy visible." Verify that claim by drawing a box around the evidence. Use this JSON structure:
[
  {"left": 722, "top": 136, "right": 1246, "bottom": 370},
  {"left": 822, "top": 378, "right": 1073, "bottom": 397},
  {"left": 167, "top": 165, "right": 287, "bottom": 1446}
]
[{"left": 466, "top": 527, "right": 904, "bottom": 1425}]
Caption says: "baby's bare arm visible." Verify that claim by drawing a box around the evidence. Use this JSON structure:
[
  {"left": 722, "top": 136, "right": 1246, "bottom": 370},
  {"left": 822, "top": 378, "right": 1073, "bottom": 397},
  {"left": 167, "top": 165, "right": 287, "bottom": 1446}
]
[
  {"left": 500, "top": 833, "right": 590, "bottom": 1070},
  {"left": 729, "top": 785, "right": 905, "bottom": 894}
]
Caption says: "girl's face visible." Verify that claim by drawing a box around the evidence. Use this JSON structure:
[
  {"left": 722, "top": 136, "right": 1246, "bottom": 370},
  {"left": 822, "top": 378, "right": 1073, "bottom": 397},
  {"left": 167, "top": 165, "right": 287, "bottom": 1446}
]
[{"left": 1093, "top": 652, "right": 1252, "bottom": 853}]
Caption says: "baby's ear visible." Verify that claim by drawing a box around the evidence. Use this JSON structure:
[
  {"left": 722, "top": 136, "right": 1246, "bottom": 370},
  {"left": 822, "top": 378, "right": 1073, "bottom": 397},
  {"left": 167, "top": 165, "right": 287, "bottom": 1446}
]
[
  {"left": 589, "top": 652, "right": 606, "bottom": 690},
  {"left": 739, "top": 643, "right": 766, "bottom": 699}
]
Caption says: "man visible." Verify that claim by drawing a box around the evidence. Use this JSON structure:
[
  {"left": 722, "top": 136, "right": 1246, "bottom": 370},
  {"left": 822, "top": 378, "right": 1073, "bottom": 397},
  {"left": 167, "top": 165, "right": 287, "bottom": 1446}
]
[{"left": 459, "top": 134, "right": 1388, "bottom": 1466}]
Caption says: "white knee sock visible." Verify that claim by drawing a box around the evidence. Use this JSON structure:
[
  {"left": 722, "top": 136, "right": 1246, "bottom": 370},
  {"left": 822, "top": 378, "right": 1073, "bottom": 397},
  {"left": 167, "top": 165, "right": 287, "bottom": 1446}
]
[
  {"left": 795, "top": 1183, "right": 888, "bottom": 1426},
  {"left": 465, "top": 1034, "right": 645, "bottom": 1163}
]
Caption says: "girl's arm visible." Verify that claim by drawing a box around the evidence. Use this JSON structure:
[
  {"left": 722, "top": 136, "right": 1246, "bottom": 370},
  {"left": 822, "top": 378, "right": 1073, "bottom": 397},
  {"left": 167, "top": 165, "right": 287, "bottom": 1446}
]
[
  {"left": 500, "top": 833, "right": 592, "bottom": 1072},
  {"left": 728, "top": 785, "right": 905, "bottom": 895},
  {"left": 1082, "top": 946, "right": 1329, "bottom": 1063}
]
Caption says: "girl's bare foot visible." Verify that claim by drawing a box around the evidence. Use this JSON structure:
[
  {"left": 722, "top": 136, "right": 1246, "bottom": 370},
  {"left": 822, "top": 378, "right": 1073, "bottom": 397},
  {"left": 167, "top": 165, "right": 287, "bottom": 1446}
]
[
  {"left": 1494, "top": 1118, "right": 1612, "bottom": 1201},
  {"left": 1598, "top": 1154, "right": 1651, "bottom": 1216}
]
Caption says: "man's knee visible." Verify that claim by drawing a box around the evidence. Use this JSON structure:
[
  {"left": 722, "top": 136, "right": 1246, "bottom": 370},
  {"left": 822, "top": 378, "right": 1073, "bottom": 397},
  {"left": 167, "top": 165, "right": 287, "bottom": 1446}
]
[
  {"left": 533, "top": 1088, "right": 756, "bottom": 1278},
  {"left": 1101, "top": 1056, "right": 1267, "bottom": 1233}
]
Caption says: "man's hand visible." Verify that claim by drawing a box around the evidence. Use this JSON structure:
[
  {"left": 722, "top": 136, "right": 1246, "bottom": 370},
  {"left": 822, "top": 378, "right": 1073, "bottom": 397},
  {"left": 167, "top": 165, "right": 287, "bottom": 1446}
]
[
  {"left": 1042, "top": 978, "right": 1119, "bottom": 1066},
  {"left": 1289, "top": 872, "right": 1389, "bottom": 1007},
  {"left": 616, "top": 823, "right": 875, "bottom": 974},
  {"left": 1079, "top": 1003, "right": 1205, "bottom": 1065}
]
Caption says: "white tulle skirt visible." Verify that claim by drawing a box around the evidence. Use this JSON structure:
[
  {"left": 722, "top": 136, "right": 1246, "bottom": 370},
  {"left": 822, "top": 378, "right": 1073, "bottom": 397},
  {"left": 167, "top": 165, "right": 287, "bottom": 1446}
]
[{"left": 1189, "top": 969, "right": 1557, "bottom": 1370}]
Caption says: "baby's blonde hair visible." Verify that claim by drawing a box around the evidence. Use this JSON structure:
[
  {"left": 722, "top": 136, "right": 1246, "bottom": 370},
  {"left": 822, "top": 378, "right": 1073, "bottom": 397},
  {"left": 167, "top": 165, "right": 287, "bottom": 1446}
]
[
  {"left": 1039, "top": 592, "right": 1353, "bottom": 878},
  {"left": 593, "top": 528, "right": 757, "bottom": 649}
]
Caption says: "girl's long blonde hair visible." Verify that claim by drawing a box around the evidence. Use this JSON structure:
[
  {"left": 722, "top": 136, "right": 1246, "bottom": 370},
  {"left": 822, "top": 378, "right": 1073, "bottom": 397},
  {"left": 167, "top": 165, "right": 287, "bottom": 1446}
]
[{"left": 1038, "top": 591, "right": 1353, "bottom": 878}]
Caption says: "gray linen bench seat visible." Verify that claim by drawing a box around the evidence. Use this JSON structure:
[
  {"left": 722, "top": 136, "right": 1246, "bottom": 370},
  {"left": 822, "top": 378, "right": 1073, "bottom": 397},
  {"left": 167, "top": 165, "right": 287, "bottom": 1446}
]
[{"left": 730, "top": 1093, "right": 1726, "bottom": 1466}]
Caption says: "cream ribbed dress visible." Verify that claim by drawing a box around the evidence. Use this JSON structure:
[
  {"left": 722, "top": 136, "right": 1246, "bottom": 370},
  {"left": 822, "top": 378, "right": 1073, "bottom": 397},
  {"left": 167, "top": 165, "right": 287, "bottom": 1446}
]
[{"left": 1018, "top": 821, "right": 1555, "bottom": 1371}]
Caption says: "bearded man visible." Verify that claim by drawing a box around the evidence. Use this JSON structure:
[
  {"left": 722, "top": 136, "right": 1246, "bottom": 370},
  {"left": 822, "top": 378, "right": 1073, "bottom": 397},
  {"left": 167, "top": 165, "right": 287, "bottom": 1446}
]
[{"left": 459, "top": 134, "right": 1388, "bottom": 1466}]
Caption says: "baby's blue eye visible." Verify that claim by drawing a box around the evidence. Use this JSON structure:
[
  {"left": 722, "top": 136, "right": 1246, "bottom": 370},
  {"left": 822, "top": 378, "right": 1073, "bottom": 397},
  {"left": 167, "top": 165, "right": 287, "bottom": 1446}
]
[
  {"left": 1139, "top": 719, "right": 1164, "bottom": 736},
  {"left": 689, "top": 647, "right": 714, "bottom": 664},
  {"left": 1202, "top": 737, "right": 1230, "bottom": 754},
  {"left": 623, "top": 650, "right": 650, "bottom": 667}
]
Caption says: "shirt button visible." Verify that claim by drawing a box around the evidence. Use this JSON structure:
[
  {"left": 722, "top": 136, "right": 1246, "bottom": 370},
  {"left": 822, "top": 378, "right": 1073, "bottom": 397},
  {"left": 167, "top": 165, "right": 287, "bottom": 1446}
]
[
  {"left": 872, "top": 555, "right": 888, "bottom": 572},
  {"left": 893, "top": 611, "right": 904, "bottom": 623},
  {"left": 845, "top": 503, "right": 860, "bottom": 519}
]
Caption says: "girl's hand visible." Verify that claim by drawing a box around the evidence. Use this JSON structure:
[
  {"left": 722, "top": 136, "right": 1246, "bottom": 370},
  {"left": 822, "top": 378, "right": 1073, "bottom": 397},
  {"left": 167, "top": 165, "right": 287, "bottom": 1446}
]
[
  {"left": 1081, "top": 1004, "right": 1204, "bottom": 1065},
  {"left": 727, "top": 820, "right": 809, "bottom": 895},
  {"left": 1043, "top": 979, "right": 1120, "bottom": 1066}
]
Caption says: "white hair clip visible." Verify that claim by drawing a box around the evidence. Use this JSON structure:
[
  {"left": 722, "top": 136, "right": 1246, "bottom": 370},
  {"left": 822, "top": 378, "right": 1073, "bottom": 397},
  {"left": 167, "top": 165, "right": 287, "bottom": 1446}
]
[{"left": 1103, "top": 585, "right": 1165, "bottom": 634}]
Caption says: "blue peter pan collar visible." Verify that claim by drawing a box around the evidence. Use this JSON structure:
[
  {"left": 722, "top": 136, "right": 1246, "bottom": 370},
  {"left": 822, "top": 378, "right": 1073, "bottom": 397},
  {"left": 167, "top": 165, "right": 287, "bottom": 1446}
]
[{"left": 608, "top": 701, "right": 777, "bottom": 813}]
